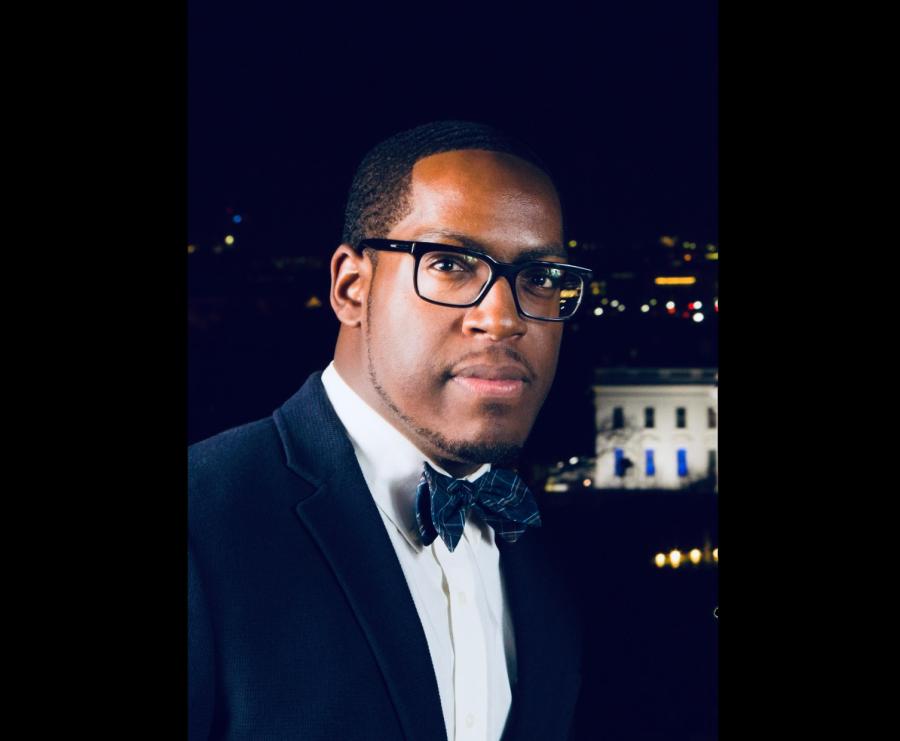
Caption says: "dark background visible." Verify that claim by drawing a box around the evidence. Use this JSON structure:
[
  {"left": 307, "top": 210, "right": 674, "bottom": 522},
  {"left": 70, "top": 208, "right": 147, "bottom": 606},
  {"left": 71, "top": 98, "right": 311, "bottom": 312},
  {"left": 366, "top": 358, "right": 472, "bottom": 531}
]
[
  {"left": 188, "top": 0, "right": 718, "bottom": 457},
  {"left": 189, "top": 2, "right": 718, "bottom": 739}
]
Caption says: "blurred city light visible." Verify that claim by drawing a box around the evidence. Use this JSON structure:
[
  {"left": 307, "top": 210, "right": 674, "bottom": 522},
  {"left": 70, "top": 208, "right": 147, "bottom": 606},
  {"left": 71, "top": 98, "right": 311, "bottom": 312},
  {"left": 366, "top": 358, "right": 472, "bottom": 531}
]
[
  {"left": 188, "top": 244, "right": 197, "bottom": 254},
  {"left": 569, "top": 456, "right": 579, "bottom": 465},
  {"left": 568, "top": 239, "right": 578, "bottom": 248},
  {"left": 693, "top": 300, "right": 703, "bottom": 310},
  {"left": 693, "top": 313, "right": 704, "bottom": 323},
  {"left": 224, "top": 235, "right": 235, "bottom": 245},
  {"left": 582, "top": 478, "right": 592, "bottom": 487},
  {"left": 666, "top": 301, "right": 676, "bottom": 309},
  {"left": 232, "top": 214, "right": 242, "bottom": 223},
  {"left": 655, "top": 277, "right": 697, "bottom": 285},
  {"left": 641, "top": 305, "right": 650, "bottom": 313},
  {"left": 593, "top": 307, "right": 603, "bottom": 316},
  {"left": 653, "top": 544, "right": 719, "bottom": 569}
]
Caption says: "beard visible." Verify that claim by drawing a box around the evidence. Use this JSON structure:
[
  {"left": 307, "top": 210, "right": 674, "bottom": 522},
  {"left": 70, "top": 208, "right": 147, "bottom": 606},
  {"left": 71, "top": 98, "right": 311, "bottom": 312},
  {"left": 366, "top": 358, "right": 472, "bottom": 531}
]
[{"left": 365, "top": 294, "right": 524, "bottom": 468}]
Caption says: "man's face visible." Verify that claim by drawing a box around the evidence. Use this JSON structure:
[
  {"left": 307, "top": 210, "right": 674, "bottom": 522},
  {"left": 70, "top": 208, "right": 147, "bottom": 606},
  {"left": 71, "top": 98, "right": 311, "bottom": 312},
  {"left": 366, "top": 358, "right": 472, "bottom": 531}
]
[{"left": 363, "top": 149, "right": 566, "bottom": 469}]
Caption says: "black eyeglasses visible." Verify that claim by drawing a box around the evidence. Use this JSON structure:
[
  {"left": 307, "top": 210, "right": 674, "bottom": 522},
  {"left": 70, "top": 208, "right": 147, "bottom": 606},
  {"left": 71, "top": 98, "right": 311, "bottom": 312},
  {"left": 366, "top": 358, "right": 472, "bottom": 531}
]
[{"left": 356, "top": 238, "right": 593, "bottom": 322}]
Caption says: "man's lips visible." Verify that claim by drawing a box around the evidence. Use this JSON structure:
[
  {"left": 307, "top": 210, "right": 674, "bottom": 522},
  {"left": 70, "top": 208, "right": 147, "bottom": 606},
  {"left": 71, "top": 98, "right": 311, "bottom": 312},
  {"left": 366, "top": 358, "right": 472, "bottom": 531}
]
[
  {"left": 450, "top": 364, "right": 531, "bottom": 398},
  {"left": 452, "top": 364, "right": 532, "bottom": 382}
]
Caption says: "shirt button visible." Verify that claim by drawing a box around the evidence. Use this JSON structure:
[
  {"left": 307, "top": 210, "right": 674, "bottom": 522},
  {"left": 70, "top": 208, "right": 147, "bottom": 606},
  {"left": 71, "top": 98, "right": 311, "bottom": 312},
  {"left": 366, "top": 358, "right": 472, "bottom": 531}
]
[
  {"left": 458, "top": 591, "right": 468, "bottom": 606},
  {"left": 465, "top": 713, "right": 475, "bottom": 728}
]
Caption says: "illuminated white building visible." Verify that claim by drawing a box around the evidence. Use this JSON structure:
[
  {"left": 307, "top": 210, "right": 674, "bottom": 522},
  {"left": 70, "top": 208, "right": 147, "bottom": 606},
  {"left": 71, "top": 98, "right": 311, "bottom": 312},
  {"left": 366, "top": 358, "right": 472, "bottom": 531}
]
[{"left": 592, "top": 368, "right": 718, "bottom": 490}]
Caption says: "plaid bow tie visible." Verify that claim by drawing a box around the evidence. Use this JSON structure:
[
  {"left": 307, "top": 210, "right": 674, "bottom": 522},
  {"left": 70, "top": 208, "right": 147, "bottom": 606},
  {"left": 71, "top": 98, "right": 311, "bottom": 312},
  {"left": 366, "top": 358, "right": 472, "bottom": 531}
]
[{"left": 414, "top": 461, "right": 542, "bottom": 553}]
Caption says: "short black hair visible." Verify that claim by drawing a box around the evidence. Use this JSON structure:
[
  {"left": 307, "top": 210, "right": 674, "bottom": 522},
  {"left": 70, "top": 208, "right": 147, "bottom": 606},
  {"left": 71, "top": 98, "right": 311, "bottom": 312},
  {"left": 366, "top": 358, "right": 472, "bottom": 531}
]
[{"left": 341, "top": 120, "right": 560, "bottom": 250}]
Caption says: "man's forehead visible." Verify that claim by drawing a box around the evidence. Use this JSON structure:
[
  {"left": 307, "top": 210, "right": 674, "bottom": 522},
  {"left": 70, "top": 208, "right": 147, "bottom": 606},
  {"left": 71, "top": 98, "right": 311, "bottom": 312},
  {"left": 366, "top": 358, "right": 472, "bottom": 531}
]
[
  {"left": 391, "top": 150, "right": 564, "bottom": 255},
  {"left": 411, "top": 148, "right": 552, "bottom": 182},
  {"left": 409, "top": 150, "right": 559, "bottom": 208}
]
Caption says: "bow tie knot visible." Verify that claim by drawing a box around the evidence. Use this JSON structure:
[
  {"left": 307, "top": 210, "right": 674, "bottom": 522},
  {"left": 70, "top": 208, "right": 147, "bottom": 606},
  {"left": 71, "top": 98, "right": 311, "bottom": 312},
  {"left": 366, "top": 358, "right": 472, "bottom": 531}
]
[
  {"left": 446, "top": 479, "right": 475, "bottom": 498},
  {"left": 415, "top": 461, "right": 541, "bottom": 552},
  {"left": 441, "top": 479, "right": 482, "bottom": 519}
]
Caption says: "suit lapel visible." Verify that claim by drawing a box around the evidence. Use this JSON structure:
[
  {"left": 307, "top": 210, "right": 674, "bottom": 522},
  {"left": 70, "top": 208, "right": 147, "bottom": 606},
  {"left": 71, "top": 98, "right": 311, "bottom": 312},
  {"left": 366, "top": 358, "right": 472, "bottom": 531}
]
[
  {"left": 498, "top": 532, "right": 583, "bottom": 741},
  {"left": 273, "top": 372, "right": 581, "bottom": 741},
  {"left": 274, "top": 373, "right": 447, "bottom": 741}
]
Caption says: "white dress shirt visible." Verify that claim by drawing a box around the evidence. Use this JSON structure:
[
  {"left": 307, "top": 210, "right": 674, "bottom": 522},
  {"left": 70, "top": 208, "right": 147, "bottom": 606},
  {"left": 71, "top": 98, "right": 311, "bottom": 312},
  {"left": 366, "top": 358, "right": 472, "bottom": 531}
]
[{"left": 321, "top": 361, "right": 517, "bottom": 741}]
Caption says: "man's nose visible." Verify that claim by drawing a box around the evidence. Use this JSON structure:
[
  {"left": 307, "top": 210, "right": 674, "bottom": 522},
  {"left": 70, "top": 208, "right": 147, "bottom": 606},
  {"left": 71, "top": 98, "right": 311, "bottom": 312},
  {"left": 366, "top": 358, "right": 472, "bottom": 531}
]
[{"left": 461, "top": 275, "right": 528, "bottom": 340}]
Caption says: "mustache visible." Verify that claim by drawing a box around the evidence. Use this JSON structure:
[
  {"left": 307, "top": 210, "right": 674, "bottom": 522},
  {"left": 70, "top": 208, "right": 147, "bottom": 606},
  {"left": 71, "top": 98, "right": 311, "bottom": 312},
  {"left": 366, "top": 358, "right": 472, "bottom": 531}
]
[{"left": 441, "top": 347, "right": 537, "bottom": 383}]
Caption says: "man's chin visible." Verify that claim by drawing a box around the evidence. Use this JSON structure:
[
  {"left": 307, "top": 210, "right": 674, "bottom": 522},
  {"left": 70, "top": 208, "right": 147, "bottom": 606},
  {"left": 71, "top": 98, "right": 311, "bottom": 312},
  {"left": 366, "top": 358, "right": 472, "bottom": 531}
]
[
  {"left": 429, "top": 413, "right": 533, "bottom": 464},
  {"left": 434, "top": 436, "right": 525, "bottom": 467}
]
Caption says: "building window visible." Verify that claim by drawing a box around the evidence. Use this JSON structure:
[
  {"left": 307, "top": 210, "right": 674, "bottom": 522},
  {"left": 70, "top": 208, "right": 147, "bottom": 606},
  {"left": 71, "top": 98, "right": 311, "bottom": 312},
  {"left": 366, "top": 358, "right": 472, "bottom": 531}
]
[
  {"left": 644, "top": 407, "right": 655, "bottom": 428},
  {"left": 708, "top": 450, "right": 717, "bottom": 477},
  {"left": 676, "top": 407, "right": 686, "bottom": 428},
  {"left": 613, "top": 448, "right": 635, "bottom": 477},
  {"left": 613, "top": 407, "right": 624, "bottom": 429},
  {"left": 645, "top": 449, "right": 655, "bottom": 476},
  {"left": 677, "top": 448, "right": 688, "bottom": 477},
  {"left": 708, "top": 407, "right": 717, "bottom": 429}
]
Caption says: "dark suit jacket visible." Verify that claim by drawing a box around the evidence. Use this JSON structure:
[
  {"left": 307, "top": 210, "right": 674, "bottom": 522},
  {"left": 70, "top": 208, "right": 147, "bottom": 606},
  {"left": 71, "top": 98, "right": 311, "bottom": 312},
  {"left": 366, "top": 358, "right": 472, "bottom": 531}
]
[{"left": 189, "top": 371, "right": 583, "bottom": 740}]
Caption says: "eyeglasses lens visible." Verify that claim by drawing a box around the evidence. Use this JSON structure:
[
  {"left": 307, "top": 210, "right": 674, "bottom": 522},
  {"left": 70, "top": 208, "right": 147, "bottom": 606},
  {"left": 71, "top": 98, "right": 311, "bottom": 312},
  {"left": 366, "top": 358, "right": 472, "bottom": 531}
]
[{"left": 416, "top": 252, "right": 583, "bottom": 319}]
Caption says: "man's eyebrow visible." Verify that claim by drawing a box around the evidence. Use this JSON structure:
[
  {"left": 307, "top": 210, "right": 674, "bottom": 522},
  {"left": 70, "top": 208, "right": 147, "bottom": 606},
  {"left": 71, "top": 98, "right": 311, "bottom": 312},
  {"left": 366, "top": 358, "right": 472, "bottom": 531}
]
[{"left": 414, "top": 229, "right": 568, "bottom": 263}]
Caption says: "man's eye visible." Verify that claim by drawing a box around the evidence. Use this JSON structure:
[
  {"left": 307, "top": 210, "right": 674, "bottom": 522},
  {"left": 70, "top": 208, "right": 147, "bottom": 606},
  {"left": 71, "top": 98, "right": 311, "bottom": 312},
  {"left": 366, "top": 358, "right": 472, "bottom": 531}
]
[
  {"left": 433, "top": 259, "right": 464, "bottom": 272},
  {"left": 427, "top": 254, "right": 479, "bottom": 272},
  {"left": 528, "top": 268, "right": 562, "bottom": 289}
]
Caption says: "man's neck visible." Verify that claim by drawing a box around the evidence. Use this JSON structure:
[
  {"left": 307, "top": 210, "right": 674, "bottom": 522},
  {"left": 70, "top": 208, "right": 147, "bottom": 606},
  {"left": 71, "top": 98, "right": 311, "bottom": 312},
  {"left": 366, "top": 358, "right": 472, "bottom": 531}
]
[{"left": 433, "top": 459, "right": 483, "bottom": 479}]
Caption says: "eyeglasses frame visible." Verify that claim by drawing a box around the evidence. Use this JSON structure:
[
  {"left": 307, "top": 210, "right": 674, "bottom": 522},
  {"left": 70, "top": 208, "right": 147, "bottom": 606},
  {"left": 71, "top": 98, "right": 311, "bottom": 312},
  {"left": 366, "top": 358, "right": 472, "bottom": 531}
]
[{"left": 355, "top": 238, "right": 593, "bottom": 322}]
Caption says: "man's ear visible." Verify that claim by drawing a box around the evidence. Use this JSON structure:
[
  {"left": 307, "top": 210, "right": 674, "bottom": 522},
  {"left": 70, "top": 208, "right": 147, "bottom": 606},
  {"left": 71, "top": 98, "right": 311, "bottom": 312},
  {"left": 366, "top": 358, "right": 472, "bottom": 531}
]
[{"left": 330, "top": 244, "right": 372, "bottom": 327}]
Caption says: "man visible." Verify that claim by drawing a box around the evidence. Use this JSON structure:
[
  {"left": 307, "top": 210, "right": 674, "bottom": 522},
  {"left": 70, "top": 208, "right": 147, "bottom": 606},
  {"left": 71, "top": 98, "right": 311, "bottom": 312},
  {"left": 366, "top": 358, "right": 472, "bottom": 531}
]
[{"left": 189, "top": 121, "right": 593, "bottom": 740}]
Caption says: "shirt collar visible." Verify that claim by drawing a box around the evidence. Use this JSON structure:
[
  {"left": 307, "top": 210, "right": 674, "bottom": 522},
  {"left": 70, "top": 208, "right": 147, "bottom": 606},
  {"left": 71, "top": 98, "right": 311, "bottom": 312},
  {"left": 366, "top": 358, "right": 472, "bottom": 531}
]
[{"left": 320, "top": 361, "right": 491, "bottom": 551}]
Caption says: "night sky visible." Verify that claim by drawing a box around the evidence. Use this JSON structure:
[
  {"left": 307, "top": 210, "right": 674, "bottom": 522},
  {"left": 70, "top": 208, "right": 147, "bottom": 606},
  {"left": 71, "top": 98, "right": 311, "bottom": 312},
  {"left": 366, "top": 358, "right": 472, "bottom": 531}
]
[
  {"left": 189, "top": 2, "right": 717, "bottom": 256},
  {"left": 188, "top": 2, "right": 719, "bottom": 454}
]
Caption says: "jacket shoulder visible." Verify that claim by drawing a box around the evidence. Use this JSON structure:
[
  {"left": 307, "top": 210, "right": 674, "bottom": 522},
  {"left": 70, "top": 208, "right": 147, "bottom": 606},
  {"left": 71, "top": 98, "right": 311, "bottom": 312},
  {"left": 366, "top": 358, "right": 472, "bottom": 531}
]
[
  {"left": 188, "top": 417, "right": 280, "bottom": 476},
  {"left": 188, "top": 416, "right": 297, "bottom": 519},
  {"left": 188, "top": 417, "right": 287, "bottom": 485}
]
